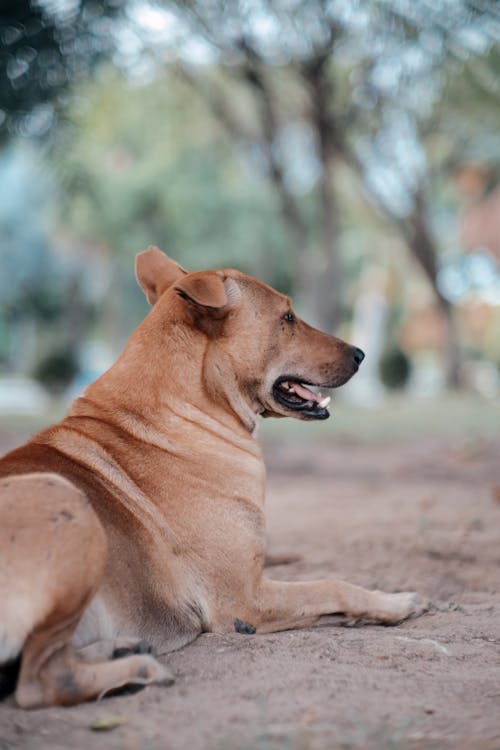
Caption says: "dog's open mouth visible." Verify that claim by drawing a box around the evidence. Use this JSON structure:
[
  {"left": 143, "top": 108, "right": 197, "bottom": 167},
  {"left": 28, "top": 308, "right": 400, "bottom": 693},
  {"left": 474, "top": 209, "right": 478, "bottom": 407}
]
[{"left": 272, "top": 376, "right": 331, "bottom": 420}]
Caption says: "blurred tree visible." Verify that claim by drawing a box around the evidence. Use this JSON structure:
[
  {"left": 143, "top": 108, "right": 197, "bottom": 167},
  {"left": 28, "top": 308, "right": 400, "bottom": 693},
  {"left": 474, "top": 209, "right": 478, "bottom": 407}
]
[
  {"left": 54, "top": 68, "right": 292, "bottom": 291},
  {"left": 335, "top": 2, "right": 499, "bottom": 387},
  {"left": 163, "top": 0, "right": 499, "bottom": 385},
  {"left": 0, "top": 145, "right": 92, "bottom": 374},
  {"left": 0, "top": 0, "right": 123, "bottom": 141},
  {"left": 2, "top": 0, "right": 498, "bottom": 388}
]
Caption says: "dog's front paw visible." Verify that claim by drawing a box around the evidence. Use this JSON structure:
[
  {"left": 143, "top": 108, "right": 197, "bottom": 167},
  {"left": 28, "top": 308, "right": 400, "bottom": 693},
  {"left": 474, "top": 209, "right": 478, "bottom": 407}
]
[{"left": 372, "top": 591, "right": 428, "bottom": 624}]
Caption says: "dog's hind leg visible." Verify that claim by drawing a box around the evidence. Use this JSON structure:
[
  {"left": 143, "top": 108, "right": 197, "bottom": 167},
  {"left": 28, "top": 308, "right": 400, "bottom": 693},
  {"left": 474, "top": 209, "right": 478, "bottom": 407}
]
[{"left": 0, "top": 473, "right": 170, "bottom": 708}]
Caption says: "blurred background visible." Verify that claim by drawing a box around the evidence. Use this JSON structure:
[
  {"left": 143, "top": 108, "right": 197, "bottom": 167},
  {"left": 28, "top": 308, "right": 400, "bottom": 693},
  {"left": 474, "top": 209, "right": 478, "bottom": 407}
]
[{"left": 0, "top": 0, "right": 499, "bottom": 438}]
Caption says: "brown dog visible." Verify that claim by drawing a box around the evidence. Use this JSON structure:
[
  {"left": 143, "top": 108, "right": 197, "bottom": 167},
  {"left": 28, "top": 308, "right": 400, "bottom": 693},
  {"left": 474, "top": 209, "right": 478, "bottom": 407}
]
[{"left": 0, "top": 248, "right": 424, "bottom": 708}]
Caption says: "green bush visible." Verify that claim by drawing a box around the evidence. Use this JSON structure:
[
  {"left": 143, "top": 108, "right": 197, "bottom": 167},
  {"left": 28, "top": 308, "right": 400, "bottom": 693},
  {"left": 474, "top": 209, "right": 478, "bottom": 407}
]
[
  {"left": 379, "top": 347, "right": 411, "bottom": 390},
  {"left": 33, "top": 349, "right": 79, "bottom": 394}
]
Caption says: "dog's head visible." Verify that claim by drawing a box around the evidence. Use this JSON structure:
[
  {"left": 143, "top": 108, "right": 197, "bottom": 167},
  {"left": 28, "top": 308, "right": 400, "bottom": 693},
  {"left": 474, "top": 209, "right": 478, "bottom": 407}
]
[{"left": 135, "top": 247, "right": 364, "bottom": 424}]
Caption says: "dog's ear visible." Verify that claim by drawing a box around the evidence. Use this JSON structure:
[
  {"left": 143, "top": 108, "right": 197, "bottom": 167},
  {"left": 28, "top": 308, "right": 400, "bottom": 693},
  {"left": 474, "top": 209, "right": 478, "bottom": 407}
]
[
  {"left": 135, "top": 246, "right": 188, "bottom": 305},
  {"left": 174, "top": 271, "right": 240, "bottom": 316}
]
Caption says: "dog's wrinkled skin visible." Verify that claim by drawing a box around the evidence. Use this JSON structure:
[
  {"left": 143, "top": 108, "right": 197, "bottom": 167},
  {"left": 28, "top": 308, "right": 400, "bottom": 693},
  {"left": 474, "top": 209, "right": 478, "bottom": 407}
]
[{"left": 0, "top": 248, "right": 425, "bottom": 708}]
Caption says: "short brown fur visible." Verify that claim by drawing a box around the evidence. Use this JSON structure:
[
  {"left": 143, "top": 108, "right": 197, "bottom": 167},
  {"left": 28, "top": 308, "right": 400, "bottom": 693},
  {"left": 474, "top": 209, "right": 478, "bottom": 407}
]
[{"left": 0, "top": 247, "right": 424, "bottom": 708}]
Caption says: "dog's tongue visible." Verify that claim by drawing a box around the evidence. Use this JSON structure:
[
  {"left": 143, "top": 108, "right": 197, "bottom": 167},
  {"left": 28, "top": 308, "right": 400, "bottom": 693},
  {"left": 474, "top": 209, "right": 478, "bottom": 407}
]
[{"left": 291, "top": 382, "right": 322, "bottom": 403}]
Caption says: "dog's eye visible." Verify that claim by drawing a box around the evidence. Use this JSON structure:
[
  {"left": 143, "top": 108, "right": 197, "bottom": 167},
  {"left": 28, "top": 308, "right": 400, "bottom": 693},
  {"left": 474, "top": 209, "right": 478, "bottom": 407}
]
[{"left": 283, "top": 312, "right": 296, "bottom": 324}]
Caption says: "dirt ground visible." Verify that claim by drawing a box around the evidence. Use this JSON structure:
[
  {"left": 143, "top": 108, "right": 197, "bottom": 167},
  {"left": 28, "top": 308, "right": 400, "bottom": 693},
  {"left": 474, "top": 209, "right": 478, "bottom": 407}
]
[{"left": 0, "top": 427, "right": 499, "bottom": 750}]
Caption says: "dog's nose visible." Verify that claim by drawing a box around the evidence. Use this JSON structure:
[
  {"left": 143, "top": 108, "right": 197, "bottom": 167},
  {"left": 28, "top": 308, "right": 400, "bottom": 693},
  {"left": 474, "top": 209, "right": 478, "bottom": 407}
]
[{"left": 353, "top": 347, "right": 365, "bottom": 366}]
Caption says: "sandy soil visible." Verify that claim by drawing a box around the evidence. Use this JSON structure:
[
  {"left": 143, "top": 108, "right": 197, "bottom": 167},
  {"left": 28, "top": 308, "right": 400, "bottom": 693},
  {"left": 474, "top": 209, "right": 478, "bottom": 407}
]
[{"left": 1, "top": 432, "right": 499, "bottom": 750}]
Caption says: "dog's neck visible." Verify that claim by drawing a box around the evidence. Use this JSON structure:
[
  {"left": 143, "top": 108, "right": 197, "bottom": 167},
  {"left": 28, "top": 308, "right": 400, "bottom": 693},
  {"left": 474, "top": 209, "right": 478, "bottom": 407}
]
[{"left": 72, "top": 313, "right": 261, "bottom": 441}]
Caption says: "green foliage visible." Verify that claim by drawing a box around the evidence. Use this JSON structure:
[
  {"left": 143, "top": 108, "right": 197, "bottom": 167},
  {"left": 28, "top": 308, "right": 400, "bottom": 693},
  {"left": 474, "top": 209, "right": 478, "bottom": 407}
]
[
  {"left": 5, "top": 281, "right": 66, "bottom": 324},
  {"left": 55, "top": 68, "right": 292, "bottom": 288},
  {"left": 2, "top": 0, "right": 499, "bottom": 384},
  {"left": 32, "top": 348, "right": 79, "bottom": 394},
  {"left": 0, "top": 0, "right": 124, "bottom": 141},
  {"left": 379, "top": 347, "right": 412, "bottom": 390}
]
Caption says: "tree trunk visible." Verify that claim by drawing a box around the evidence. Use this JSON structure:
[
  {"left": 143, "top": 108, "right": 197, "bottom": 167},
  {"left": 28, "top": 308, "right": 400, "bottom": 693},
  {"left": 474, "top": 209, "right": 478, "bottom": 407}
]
[
  {"left": 336, "top": 142, "right": 462, "bottom": 387},
  {"left": 305, "top": 59, "right": 342, "bottom": 332},
  {"left": 314, "top": 158, "right": 341, "bottom": 332},
  {"left": 438, "top": 295, "right": 462, "bottom": 389},
  {"left": 265, "top": 148, "right": 313, "bottom": 307},
  {"left": 405, "top": 190, "right": 462, "bottom": 388}
]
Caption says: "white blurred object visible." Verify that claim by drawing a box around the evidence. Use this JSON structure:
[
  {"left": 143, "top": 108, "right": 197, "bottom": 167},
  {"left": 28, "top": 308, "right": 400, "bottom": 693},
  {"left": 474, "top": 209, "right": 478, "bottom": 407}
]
[
  {"left": 462, "top": 361, "right": 499, "bottom": 398},
  {"left": 0, "top": 377, "right": 51, "bottom": 415},
  {"left": 63, "top": 340, "right": 115, "bottom": 405},
  {"left": 79, "top": 340, "right": 115, "bottom": 372},
  {"left": 408, "top": 353, "right": 445, "bottom": 397},
  {"left": 344, "top": 272, "right": 388, "bottom": 405}
]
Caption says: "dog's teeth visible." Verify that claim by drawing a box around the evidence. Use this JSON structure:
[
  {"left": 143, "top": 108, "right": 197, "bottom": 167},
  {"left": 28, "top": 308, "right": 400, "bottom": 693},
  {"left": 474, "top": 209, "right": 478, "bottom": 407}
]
[{"left": 318, "top": 396, "right": 331, "bottom": 409}]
